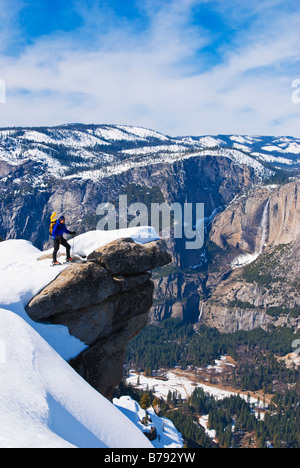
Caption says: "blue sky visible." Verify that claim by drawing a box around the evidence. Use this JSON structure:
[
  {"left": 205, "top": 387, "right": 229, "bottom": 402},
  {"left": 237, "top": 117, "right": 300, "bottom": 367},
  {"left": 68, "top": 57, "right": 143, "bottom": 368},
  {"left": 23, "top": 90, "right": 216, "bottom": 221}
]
[{"left": 0, "top": 0, "right": 299, "bottom": 136}]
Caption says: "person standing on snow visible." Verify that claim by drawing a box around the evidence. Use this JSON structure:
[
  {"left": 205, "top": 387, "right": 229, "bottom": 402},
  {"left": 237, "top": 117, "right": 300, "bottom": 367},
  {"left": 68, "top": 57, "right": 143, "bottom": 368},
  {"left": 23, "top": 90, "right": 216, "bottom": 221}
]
[{"left": 52, "top": 215, "right": 76, "bottom": 265}]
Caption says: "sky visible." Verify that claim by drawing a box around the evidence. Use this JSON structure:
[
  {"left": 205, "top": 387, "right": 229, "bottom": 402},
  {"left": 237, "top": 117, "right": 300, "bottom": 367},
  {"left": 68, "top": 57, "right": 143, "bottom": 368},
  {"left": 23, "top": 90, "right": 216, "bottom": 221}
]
[{"left": 0, "top": 0, "right": 299, "bottom": 137}]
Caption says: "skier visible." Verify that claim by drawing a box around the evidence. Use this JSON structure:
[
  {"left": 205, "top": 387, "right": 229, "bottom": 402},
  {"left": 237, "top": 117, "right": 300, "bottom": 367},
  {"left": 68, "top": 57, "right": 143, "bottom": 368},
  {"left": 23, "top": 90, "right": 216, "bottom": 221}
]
[{"left": 52, "top": 215, "right": 76, "bottom": 265}]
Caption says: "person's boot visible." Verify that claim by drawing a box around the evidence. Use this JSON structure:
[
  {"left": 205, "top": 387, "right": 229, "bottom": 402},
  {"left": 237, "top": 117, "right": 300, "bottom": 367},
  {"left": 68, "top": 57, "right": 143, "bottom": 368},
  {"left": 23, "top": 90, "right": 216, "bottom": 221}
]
[{"left": 52, "top": 252, "right": 61, "bottom": 265}]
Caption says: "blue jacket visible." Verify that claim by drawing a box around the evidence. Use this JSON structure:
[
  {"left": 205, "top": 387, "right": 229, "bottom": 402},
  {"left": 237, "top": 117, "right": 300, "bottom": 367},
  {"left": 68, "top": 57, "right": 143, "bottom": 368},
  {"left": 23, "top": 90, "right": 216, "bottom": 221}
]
[{"left": 52, "top": 220, "right": 71, "bottom": 239}]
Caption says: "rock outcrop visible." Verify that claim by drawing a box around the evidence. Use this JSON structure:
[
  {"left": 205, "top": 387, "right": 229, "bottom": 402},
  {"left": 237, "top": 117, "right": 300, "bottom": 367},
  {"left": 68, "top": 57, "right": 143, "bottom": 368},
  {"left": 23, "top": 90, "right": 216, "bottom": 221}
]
[
  {"left": 87, "top": 238, "right": 172, "bottom": 275},
  {"left": 26, "top": 238, "right": 172, "bottom": 400}
]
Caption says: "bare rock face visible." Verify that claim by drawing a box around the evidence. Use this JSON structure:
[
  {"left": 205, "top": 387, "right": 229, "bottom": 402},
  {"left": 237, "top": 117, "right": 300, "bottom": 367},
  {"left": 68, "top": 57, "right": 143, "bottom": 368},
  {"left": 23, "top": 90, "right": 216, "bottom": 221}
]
[
  {"left": 210, "top": 181, "right": 300, "bottom": 254},
  {"left": 26, "top": 261, "right": 151, "bottom": 322},
  {"left": 202, "top": 181, "right": 300, "bottom": 334},
  {"left": 26, "top": 237, "right": 172, "bottom": 400}
]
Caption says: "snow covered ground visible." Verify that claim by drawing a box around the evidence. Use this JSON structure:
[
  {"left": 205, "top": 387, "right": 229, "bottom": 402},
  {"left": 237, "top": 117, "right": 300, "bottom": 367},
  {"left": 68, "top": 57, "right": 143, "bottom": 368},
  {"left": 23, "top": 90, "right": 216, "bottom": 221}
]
[
  {"left": 126, "top": 367, "right": 266, "bottom": 409},
  {"left": 114, "top": 396, "right": 183, "bottom": 448},
  {"left": 0, "top": 309, "right": 153, "bottom": 448},
  {"left": 0, "top": 227, "right": 182, "bottom": 449}
]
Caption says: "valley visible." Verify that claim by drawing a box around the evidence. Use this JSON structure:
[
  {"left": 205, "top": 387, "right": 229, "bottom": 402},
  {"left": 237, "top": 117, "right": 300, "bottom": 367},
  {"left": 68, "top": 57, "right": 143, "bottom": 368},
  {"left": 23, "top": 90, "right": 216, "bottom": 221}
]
[{"left": 123, "top": 316, "right": 300, "bottom": 447}]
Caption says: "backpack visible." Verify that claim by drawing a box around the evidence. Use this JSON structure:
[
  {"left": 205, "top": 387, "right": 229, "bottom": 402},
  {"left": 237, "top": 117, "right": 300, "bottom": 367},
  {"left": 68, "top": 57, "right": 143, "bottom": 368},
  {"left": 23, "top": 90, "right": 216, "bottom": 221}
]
[{"left": 49, "top": 212, "right": 57, "bottom": 236}]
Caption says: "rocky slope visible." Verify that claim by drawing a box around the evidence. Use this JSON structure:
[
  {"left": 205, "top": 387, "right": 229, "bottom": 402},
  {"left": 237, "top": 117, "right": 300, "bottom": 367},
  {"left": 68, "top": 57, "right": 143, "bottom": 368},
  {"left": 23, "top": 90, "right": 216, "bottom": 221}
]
[{"left": 26, "top": 237, "right": 172, "bottom": 400}]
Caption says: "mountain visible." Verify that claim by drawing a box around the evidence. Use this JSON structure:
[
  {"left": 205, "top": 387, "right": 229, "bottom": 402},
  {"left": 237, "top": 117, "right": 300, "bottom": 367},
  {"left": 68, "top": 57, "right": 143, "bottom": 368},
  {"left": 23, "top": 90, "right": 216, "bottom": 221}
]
[
  {"left": 0, "top": 125, "right": 299, "bottom": 182},
  {"left": 0, "top": 123, "right": 299, "bottom": 328},
  {"left": 1, "top": 124, "right": 300, "bottom": 448},
  {"left": 1, "top": 123, "right": 299, "bottom": 249},
  {"left": 204, "top": 180, "right": 300, "bottom": 332}
]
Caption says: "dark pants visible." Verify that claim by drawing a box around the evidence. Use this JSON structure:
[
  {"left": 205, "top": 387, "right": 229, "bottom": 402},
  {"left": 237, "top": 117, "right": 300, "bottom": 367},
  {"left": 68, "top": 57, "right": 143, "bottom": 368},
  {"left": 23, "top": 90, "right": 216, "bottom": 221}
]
[{"left": 53, "top": 236, "right": 71, "bottom": 262}]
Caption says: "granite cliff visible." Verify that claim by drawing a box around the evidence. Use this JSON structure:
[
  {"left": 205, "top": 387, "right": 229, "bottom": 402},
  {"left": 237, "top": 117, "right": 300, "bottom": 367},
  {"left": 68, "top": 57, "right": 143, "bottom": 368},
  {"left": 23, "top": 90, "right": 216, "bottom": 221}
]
[
  {"left": 26, "top": 237, "right": 172, "bottom": 400},
  {"left": 202, "top": 180, "right": 300, "bottom": 333},
  {"left": 210, "top": 180, "right": 300, "bottom": 254}
]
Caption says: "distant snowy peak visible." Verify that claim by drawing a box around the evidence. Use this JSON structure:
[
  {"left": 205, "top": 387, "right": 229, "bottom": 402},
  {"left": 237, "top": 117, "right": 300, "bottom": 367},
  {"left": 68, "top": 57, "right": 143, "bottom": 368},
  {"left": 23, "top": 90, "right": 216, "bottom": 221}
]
[
  {"left": 262, "top": 142, "right": 300, "bottom": 155},
  {"left": 0, "top": 125, "right": 299, "bottom": 185},
  {"left": 180, "top": 135, "right": 223, "bottom": 147},
  {"left": 117, "top": 125, "right": 170, "bottom": 141},
  {"left": 3, "top": 124, "right": 171, "bottom": 145}
]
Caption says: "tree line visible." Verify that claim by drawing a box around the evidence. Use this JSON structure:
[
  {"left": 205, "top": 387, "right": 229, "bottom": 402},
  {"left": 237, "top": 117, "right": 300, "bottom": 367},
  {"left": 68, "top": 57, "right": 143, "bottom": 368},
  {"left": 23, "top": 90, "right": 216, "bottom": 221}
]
[
  {"left": 125, "top": 319, "right": 300, "bottom": 394},
  {"left": 116, "top": 380, "right": 300, "bottom": 448}
]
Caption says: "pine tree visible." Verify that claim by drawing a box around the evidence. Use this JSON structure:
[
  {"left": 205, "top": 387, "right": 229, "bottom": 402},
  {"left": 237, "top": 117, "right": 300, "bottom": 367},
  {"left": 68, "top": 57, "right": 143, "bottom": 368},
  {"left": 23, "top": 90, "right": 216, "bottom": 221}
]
[{"left": 140, "top": 393, "right": 151, "bottom": 410}]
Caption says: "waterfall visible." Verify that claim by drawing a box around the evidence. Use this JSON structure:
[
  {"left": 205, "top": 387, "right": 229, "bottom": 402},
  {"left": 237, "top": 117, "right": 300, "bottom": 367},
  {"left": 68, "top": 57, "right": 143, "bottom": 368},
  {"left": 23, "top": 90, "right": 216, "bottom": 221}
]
[
  {"left": 256, "top": 199, "right": 270, "bottom": 256},
  {"left": 198, "top": 301, "right": 204, "bottom": 323},
  {"left": 231, "top": 198, "right": 270, "bottom": 269}
]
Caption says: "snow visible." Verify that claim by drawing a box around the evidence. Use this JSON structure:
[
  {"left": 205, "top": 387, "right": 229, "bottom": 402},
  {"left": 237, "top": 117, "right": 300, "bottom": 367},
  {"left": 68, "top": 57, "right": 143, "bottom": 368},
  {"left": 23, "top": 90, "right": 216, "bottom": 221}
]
[
  {"left": 114, "top": 396, "right": 183, "bottom": 448},
  {"left": 118, "top": 125, "right": 169, "bottom": 141},
  {"left": 230, "top": 135, "right": 248, "bottom": 144},
  {"left": 121, "top": 144, "right": 188, "bottom": 156},
  {"left": 282, "top": 143, "right": 300, "bottom": 154},
  {"left": 126, "top": 370, "right": 265, "bottom": 409},
  {"left": 232, "top": 143, "right": 251, "bottom": 152},
  {"left": 0, "top": 227, "right": 163, "bottom": 448},
  {"left": 262, "top": 142, "right": 300, "bottom": 154},
  {"left": 93, "top": 126, "right": 143, "bottom": 142},
  {"left": 198, "top": 136, "right": 223, "bottom": 147},
  {"left": 20, "top": 129, "right": 110, "bottom": 148},
  {"left": 253, "top": 152, "right": 294, "bottom": 165},
  {"left": 0, "top": 239, "right": 86, "bottom": 360},
  {"left": 65, "top": 146, "right": 269, "bottom": 182},
  {"left": 20, "top": 130, "right": 54, "bottom": 145},
  {"left": 0, "top": 309, "right": 152, "bottom": 448},
  {"left": 199, "top": 415, "right": 216, "bottom": 440},
  {"left": 231, "top": 252, "right": 260, "bottom": 269},
  {"left": 43, "top": 226, "right": 159, "bottom": 260},
  {"left": 1, "top": 128, "right": 299, "bottom": 187}
]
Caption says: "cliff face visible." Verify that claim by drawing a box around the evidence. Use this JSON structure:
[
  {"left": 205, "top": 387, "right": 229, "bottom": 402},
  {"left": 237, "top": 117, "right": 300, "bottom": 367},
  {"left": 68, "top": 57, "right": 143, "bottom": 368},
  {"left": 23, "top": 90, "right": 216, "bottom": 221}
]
[
  {"left": 210, "top": 181, "right": 300, "bottom": 254},
  {"left": 202, "top": 181, "right": 300, "bottom": 333},
  {"left": 2, "top": 152, "right": 257, "bottom": 326},
  {"left": 0, "top": 154, "right": 255, "bottom": 255},
  {"left": 26, "top": 238, "right": 172, "bottom": 400},
  {"left": 203, "top": 239, "right": 300, "bottom": 333}
]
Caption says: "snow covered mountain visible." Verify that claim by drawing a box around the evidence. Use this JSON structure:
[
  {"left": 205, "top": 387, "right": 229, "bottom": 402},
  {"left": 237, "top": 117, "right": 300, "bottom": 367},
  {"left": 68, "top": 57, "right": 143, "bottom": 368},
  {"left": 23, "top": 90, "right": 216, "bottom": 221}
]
[
  {"left": 1, "top": 123, "right": 299, "bottom": 323},
  {"left": 0, "top": 228, "right": 183, "bottom": 448},
  {"left": 1, "top": 124, "right": 299, "bottom": 446},
  {"left": 0, "top": 124, "right": 299, "bottom": 188}
]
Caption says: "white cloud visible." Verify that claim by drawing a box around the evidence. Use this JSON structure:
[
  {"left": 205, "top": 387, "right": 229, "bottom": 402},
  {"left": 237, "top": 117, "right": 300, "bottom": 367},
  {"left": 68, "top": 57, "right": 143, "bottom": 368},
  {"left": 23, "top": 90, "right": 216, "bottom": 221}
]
[{"left": 0, "top": 0, "right": 299, "bottom": 137}]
